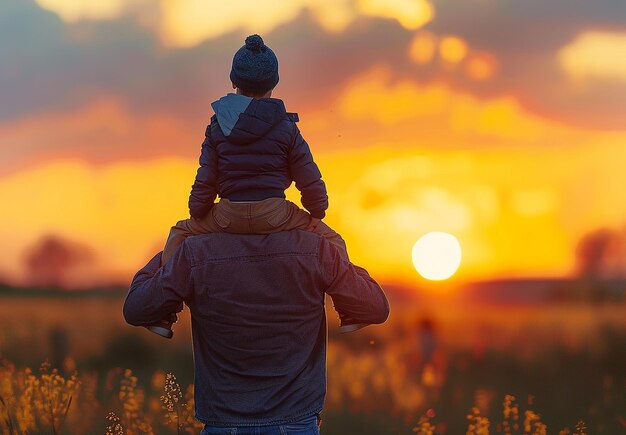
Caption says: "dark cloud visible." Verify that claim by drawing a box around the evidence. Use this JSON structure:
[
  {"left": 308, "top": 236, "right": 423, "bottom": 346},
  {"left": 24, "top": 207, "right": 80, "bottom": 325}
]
[
  {"left": 0, "top": 2, "right": 415, "bottom": 173},
  {"left": 1, "top": 0, "right": 200, "bottom": 121},
  {"left": 428, "top": 0, "right": 626, "bottom": 129},
  {"left": 0, "top": 1, "right": 412, "bottom": 123},
  {"left": 1, "top": 0, "right": 625, "bottom": 174}
]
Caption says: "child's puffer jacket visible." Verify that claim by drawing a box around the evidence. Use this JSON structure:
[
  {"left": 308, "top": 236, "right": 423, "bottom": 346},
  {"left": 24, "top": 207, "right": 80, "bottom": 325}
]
[{"left": 188, "top": 93, "right": 328, "bottom": 219}]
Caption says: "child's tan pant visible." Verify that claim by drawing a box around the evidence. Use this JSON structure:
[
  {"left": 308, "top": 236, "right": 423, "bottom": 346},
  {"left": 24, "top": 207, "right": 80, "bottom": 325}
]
[{"left": 162, "top": 198, "right": 348, "bottom": 264}]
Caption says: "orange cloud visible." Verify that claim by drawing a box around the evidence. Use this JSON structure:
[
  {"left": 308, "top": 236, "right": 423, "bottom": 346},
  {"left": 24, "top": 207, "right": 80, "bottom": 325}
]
[
  {"left": 335, "top": 66, "right": 568, "bottom": 142},
  {"left": 160, "top": 0, "right": 305, "bottom": 47},
  {"left": 357, "top": 0, "right": 433, "bottom": 30},
  {"left": 558, "top": 31, "right": 626, "bottom": 82},
  {"left": 0, "top": 97, "right": 200, "bottom": 175},
  {"left": 35, "top": 0, "right": 129, "bottom": 21},
  {"left": 407, "top": 31, "right": 499, "bottom": 81},
  {"left": 161, "top": 0, "right": 434, "bottom": 47},
  {"left": 37, "top": 0, "right": 433, "bottom": 47}
]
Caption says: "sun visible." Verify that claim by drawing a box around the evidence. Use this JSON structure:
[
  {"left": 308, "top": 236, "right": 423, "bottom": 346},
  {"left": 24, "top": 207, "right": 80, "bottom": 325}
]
[{"left": 412, "top": 232, "right": 462, "bottom": 280}]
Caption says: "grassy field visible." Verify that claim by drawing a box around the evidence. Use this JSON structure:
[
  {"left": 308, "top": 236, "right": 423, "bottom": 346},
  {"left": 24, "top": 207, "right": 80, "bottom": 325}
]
[{"left": 0, "top": 290, "right": 624, "bottom": 434}]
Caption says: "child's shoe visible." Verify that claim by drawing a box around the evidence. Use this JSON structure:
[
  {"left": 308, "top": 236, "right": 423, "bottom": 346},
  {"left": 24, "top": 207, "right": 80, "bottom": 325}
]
[
  {"left": 338, "top": 313, "right": 367, "bottom": 333},
  {"left": 145, "top": 313, "right": 178, "bottom": 339}
]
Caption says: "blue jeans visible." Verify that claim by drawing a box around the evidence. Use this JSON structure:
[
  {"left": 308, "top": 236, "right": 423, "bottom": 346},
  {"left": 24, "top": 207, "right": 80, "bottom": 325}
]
[{"left": 201, "top": 414, "right": 320, "bottom": 435}]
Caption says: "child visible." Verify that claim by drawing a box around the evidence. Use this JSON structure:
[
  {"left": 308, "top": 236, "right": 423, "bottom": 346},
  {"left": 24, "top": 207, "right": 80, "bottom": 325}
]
[{"left": 147, "top": 35, "right": 364, "bottom": 338}]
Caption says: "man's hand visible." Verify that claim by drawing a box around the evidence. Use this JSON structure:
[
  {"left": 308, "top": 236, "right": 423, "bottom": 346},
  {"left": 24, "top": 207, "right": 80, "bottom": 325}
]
[{"left": 307, "top": 217, "right": 321, "bottom": 231}]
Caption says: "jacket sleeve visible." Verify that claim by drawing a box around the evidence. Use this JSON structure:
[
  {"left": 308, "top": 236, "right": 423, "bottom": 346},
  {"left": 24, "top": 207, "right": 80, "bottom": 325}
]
[
  {"left": 318, "top": 239, "right": 390, "bottom": 325},
  {"left": 287, "top": 127, "right": 329, "bottom": 219},
  {"left": 188, "top": 124, "right": 218, "bottom": 219},
  {"left": 123, "top": 245, "right": 192, "bottom": 326}
]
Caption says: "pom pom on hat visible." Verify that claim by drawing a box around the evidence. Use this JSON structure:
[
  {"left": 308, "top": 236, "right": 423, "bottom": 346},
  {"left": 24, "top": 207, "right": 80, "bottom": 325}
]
[
  {"left": 245, "top": 34, "right": 265, "bottom": 53},
  {"left": 230, "top": 34, "right": 279, "bottom": 94}
]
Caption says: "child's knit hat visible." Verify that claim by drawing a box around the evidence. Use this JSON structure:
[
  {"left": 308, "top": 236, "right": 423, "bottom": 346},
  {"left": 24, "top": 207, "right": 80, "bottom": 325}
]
[{"left": 230, "top": 34, "right": 279, "bottom": 94}]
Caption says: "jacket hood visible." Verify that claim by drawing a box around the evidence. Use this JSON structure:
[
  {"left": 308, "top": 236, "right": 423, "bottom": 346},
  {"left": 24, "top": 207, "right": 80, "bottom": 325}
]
[{"left": 211, "top": 93, "right": 287, "bottom": 145}]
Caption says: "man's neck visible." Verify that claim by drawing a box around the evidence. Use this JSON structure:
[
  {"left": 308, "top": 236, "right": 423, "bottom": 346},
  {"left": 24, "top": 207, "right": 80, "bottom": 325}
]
[{"left": 236, "top": 88, "right": 272, "bottom": 99}]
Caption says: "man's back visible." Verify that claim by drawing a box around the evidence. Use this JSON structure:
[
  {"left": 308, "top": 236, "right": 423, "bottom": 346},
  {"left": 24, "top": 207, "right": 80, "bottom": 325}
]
[{"left": 124, "top": 230, "right": 389, "bottom": 427}]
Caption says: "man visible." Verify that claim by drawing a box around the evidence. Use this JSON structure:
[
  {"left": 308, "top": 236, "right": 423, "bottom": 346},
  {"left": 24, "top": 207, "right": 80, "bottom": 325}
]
[
  {"left": 149, "top": 34, "right": 351, "bottom": 338},
  {"left": 123, "top": 229, "right": 390, "bottom": 434}
]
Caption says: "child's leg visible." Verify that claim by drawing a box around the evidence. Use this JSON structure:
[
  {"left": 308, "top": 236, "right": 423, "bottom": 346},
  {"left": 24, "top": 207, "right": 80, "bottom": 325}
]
[
  {"left": 164, "top": 199, "right": 296, "bottom": 266},
  {"left": 260, "top": 200, "right": 349, "bottom": 261},
  {"left": 162, "top": 219, "right": 198, "bottom": 265},
  {"left": 151, "top": 205, "right": 229, "bottom": 338},
  {"left": 308, "top": 220, "right": 349, "bottom": 261},
  {"left": 162, "top": 207, "right": 227, "bottom": 265},
  {"left": 218, "top": 198, "right": 349, "bottom": 260}
]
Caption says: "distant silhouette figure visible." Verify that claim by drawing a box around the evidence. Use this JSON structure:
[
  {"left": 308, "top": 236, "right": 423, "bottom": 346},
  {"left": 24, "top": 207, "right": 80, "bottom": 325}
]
[
  {"left": 418, "top": 317, "right": 437, "bottom": 366},
  {"left": 49, "top": 325, "right": 69, "bottom": 370},
  {"left": 413, "top": 316, "right": 438, "bottom": 387}
]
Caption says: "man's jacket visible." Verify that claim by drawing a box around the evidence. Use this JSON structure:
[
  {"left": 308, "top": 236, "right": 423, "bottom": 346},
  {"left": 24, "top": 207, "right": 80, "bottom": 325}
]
[
  {"left": 189, "top": 94, "right": 328, "bottom": 219},
  {"left": 123, "top": 230, "right": 389, "bottom": 426}
]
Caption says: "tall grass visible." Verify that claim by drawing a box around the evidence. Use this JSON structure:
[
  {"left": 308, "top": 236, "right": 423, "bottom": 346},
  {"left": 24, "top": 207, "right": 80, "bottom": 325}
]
[
  {"left": 0, "top": 359, "right": 591, "bottom": 434},
  {"left": 411, "top": 395, "right": 587, "bottom": 435},
  {"left": 0, "top": 361, "right": 78, "bottom": 434}
]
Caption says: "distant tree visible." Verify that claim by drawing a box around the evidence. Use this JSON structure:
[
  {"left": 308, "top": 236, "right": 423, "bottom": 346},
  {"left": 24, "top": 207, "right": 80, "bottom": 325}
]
[
  {"left": 23, "top": 235, "right": 95, "bottom": 289},
  {"left": 575, "top": 228, "right": 623, "bottom": 279}
]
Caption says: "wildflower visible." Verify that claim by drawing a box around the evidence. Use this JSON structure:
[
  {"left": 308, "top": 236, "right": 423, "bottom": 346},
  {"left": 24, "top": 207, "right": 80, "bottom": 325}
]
[
  {"left": 117, "top": 369, "right": 154, "bottom": 435},
  {"left": 159, "top": 373, "right": 203, "bottom": 434},
  {"left": 466, "top": 406, "right": 489, "bottom": 435},
  {"left": 573, "top": 420, "right": 587, "bottom": 435},
  {"left": 160, "top": 373, "right": 183, "bottom": 413},
  {"left": 502, "top": 395, "right": 519, "bottom": 435},
  {"left": 523, "top": 409, "right": 546, "bottom": 435},
  {"left": 413, "top": 414, "right": 435, "bottom": 435},
  {"left": 106, "top": 411, "right": 125, "bottom": 435}
]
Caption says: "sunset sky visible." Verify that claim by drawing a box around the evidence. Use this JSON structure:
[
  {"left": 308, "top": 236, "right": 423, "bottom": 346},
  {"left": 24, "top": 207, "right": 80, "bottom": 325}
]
[{"left": 1, "top": 0, "right": 626, "bottom": 287}]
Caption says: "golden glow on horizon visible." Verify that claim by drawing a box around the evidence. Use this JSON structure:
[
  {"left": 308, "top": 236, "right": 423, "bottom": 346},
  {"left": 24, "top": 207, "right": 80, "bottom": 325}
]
[
  {"left": 3, "top": 58, "right": 626, "bottom": 287},
  {"left": 412, "top": 232, "right": 462, "bottom": 280},
  {"left": 511, "top": 189, "right": 558, "bottom": 218},
  {"left": 3, "top": 65, "right": 626, "bottom": 285},
  {"left": 0, "top": 158, "right": 193, "bottom": 284},
  {"left": 3, "top": 138, "right": 626, "bottom": 286},
  {"left": 558, "top": 31, "right": 626, "bottom": 82}
]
